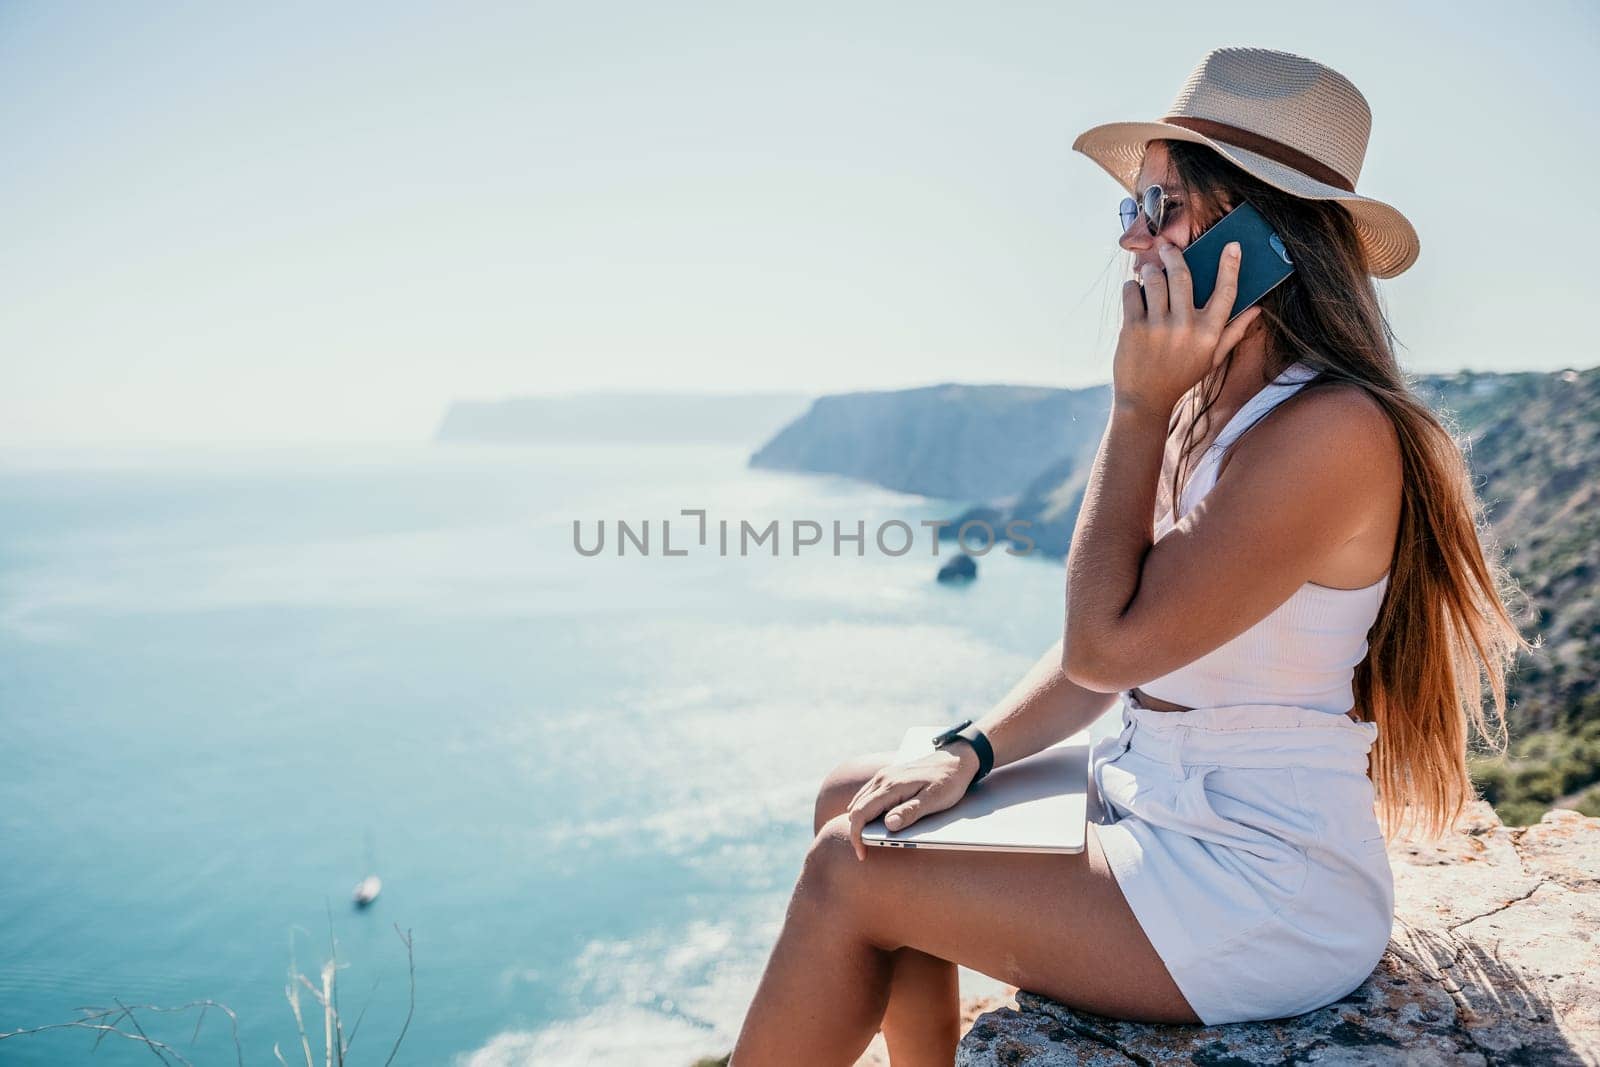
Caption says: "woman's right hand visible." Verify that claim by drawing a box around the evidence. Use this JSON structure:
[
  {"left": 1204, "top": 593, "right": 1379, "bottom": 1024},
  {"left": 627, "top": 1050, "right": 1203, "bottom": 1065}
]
[{"left": 844, "top": 746, "right": 981, "bottom": 861}]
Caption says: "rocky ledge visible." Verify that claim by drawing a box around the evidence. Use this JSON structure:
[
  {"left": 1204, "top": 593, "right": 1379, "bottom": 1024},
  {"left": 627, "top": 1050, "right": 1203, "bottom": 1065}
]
[{"left": 958, "top": 801, "right": 1600, "bottom": 1065}]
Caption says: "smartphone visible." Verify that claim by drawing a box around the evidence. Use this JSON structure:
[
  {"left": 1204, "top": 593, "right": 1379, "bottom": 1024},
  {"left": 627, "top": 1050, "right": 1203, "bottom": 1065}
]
[{"left": 1179, "top": 199, "right": 1295, "bottom": 324}]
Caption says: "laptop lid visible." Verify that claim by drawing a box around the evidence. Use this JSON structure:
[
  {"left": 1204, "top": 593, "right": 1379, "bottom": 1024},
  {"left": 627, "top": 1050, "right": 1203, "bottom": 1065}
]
[{"left": 860, "top": 725, "right": 1091, "bottom": 855}]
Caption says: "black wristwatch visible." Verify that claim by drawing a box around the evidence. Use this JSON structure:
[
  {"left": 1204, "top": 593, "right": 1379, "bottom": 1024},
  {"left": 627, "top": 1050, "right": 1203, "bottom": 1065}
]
[{"left": 931, "top": 718, "right": 995, "bottom": 786}]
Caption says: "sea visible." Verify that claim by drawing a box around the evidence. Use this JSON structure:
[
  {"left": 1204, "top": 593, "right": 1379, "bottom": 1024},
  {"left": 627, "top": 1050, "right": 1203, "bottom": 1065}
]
[{"left": 0, "top": 441, "right": 1120, "bottom": 1065}]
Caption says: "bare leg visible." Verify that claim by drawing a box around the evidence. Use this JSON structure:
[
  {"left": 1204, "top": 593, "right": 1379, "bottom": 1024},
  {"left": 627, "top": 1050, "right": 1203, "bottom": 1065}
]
[
  {"left": 731, "top": 845, "right": 894, "bottom": 1065},
  {"left": 730, "top": 807, "right": 1198, "bottom": 1066},
  {"left": 811, "top": 754, "right": 960, "bottom": 1066},
  {"left": 877, "top": 951, "right": 959, "bottom": 1066}
]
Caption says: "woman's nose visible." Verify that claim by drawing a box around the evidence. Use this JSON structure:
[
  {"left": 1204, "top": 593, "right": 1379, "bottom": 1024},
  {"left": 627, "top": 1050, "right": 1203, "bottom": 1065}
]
[{"left": 1119, "top": 217, "right": 1154, "bottom": 255}]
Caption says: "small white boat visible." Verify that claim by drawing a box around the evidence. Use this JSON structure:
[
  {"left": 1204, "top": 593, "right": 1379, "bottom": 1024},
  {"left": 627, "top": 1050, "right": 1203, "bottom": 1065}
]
[{"left": 352, "top": 875, "right": 382, "bottom": 907}]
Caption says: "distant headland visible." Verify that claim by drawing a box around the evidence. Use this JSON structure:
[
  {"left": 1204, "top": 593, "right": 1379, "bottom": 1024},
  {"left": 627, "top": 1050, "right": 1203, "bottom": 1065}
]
[{"left": 434, "top": 390, "right": 814, "bottom": 447}]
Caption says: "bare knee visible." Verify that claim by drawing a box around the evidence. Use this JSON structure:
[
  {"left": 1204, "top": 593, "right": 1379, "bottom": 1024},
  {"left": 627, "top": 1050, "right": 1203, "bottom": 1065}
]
[
  {"left": 813, "top": 751, "right": 898, "bottom": 835},
  {"left": 800, "top": 812, "right": 865, "bottom": 905},
  {"left": 799, "top": 813, "right": 901, "bottom": 951}
]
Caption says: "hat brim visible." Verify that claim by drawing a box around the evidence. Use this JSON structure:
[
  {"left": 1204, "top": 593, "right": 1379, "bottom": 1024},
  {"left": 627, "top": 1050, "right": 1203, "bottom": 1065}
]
[{"left": 1072, "top": 120, "right": 1419, "bottom": 279}]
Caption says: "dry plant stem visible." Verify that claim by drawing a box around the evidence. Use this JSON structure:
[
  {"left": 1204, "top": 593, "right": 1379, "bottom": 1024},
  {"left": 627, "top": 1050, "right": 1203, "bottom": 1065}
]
[
  {"left": 2, "top": 924, "right": 415, "bottom": 1067},
  {"left": 327, "top": 901, "right": 347, "bottom": 1067},
  {"left": 0, "top": 1000, "right": 243, "bottom": 1067},
  {"left": 384, "top": 925, "right": 416, "bottom": 1067}
]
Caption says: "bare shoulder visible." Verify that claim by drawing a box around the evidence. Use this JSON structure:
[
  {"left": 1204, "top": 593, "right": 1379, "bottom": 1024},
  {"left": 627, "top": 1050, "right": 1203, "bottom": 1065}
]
[{"left": 1221, "top": 380, "right": 1403, "bottom": 508}]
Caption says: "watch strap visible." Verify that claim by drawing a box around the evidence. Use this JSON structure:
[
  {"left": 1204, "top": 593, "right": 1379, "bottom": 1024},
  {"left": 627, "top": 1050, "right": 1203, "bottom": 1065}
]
[
  {"left": 930, "top": 719, "right": 973, "bottom": 748},
  {"left": 953, "top": 724, "right": 995, "bottom": 785},
  {"left": 931, "top": 719, "right": 994, "bottom": 786}
]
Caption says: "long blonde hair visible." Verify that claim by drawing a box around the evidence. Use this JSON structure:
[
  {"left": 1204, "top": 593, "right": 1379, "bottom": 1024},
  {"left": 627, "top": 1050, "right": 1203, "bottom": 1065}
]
[{"left": 1160, "top": 139, "right": 1537, "bottom": 841}]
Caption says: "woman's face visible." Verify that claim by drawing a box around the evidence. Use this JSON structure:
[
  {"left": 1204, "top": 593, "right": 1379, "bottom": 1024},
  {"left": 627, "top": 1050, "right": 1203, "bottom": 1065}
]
[{"left": 1119, "top": 141, "right": 1195, "bottom": 282}]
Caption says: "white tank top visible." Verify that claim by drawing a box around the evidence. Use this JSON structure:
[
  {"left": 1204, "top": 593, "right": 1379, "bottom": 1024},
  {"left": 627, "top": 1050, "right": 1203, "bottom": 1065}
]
[{"left": 1134, "top": 360, "right": 1390, "bottom": 716}]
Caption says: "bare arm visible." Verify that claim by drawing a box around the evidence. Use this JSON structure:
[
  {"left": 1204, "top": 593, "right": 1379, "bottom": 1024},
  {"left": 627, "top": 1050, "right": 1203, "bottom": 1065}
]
[
  {"left": 950, "top": 637, "right": 1120, "bottom": 778},
  {"left": 1061, "top": 386, "right": 1399, "bottom": 692}
]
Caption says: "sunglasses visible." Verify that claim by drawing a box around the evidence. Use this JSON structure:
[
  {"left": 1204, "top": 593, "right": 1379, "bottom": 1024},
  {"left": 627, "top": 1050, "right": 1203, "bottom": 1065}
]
[{"left": 1118, "top": 183, "right": 1181, "bottom": 237}]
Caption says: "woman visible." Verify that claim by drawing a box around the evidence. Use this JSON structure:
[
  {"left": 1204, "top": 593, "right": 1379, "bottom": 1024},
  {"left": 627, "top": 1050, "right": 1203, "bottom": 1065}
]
[{"left": 730, "top": 47, "right": 1530, "bottom": 1066}]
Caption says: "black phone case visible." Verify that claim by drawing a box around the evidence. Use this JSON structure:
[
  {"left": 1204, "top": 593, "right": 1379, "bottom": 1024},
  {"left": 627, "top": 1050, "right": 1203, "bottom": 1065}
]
[{"left": 1180, "top": 199, "right": 1295, "bottom": 323}]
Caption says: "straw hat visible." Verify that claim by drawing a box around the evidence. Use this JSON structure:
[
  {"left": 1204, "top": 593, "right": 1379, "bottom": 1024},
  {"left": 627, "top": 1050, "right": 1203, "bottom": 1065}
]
[{"left": 1072, "top": 46, "right": 1419, "bottom": 278}]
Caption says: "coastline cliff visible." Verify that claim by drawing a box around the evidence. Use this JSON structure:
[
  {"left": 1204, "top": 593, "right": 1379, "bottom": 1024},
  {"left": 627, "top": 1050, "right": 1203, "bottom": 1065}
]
[{"left": 748, "top": 383, "right": 1112, "bottom": 503}]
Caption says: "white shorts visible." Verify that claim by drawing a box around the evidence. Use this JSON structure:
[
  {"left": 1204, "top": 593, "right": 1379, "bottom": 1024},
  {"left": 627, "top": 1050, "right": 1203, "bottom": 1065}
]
[{"left": 1089, "top": 689, "right": 1394, "bottom": 1026}]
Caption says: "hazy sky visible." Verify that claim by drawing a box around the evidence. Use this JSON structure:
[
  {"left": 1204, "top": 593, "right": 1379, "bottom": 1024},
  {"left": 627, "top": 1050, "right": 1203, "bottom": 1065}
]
[{"left": 3, "top": 1, "right": 1595, "bottom": 443}]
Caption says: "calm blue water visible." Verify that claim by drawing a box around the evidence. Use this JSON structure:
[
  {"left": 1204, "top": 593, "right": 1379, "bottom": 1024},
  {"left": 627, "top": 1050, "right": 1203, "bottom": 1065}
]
[{"left": 0, "top": 443, "right": 1111, "bottom": 1065}]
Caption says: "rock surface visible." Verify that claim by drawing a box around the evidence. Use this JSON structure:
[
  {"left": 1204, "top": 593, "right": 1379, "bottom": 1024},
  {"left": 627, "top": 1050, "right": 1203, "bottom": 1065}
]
[
  {"left": 957, "top": 801, "right": 1600, "bottom": 1065},
  {"left": 937, "top": 552, "right": 979, "bottom": 583}
]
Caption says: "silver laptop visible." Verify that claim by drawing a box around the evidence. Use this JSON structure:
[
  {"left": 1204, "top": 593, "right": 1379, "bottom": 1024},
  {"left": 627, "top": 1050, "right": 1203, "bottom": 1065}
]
[{"left": 860, "top": 725, "right": 1093, "bottom": 855}]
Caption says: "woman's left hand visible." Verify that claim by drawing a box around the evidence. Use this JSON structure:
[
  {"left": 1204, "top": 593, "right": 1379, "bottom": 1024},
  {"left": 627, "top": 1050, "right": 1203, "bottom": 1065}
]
[
  {"left": 1112, "top": 239, "right": 1264, "bottom": 419},
  {"left": 843, "top": 748, "right": 979, "bottom": 861}
]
